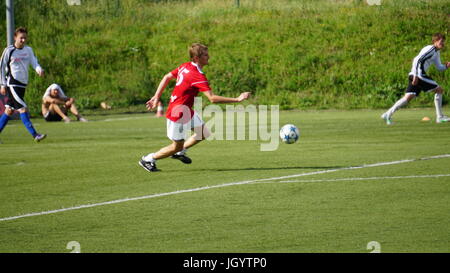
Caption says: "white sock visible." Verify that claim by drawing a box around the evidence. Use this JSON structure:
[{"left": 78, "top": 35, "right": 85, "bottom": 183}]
[
  {"left": 143, "top": 153, "right": 156, "bottom": 162},
  {"left": 176, "top": 149, "right": 187, "bottom": 155},
  {"left": 386, "top": 97, "right": 409, "bottom": 117},
  {"left": 434, "top": 93, "right": 444, "bottom": 118}
]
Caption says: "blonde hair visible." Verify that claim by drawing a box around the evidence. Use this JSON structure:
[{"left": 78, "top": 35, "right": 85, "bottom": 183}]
[{"left": 189, "top": 43, "right": 208, "bottom": 60}]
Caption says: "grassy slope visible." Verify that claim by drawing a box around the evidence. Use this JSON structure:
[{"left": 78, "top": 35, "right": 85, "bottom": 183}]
[
  {"left": 0, "top": 0, "right": 449, "bottom": 114},
  {"left": 0, "top": 109, "right": 449, "bottom": 252}
]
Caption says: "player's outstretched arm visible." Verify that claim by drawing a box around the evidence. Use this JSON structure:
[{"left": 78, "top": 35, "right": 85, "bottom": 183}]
[
  {"left": 203, "top": 90, "right": 250, "bottom": 103},
  {"left": 432, "top": 53, "right": 448, "bottom": 72},
  {"left": 146, "top": 72, "right": 175, "bottom": 110}
]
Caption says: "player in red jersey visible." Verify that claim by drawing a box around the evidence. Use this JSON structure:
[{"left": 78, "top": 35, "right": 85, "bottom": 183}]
[{"left": 139, "top": 43, "right": 251, "bottom": 172}]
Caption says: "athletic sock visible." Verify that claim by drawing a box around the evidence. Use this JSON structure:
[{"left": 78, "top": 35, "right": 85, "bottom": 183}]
[
  {"left": 176, "top": 148, "right": 187, "bottom": 155},
  {"left": 0, "top": 113, "right": 10, "bottom": 133},
  {"left": 434, "top": 93, "right": 444, "bottom": 118},
  {"left": 386, "top": 97, "right": 408, "bottom": 117},
  {"left": 143, "top": 153, "right": 156, "bottom": 162},
  {"left": 20, "top": 112, "right": 37, "bottom": 137}
]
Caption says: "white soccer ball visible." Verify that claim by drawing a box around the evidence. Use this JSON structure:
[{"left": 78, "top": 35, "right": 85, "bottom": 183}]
[{"left": 279, "top": 124, "right": 300, "bottom": 144}]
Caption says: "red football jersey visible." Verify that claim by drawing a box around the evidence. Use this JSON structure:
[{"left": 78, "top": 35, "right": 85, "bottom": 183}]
[{"left": 166, "top": 62, "right": 211, "bottom": 122}]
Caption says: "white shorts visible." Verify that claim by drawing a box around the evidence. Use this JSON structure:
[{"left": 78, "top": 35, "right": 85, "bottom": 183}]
[{"left": 167, "top": 112, "right": 204, "bottom": 141}]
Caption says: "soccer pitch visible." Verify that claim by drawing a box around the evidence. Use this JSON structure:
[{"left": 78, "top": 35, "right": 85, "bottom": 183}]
[{"left": 0, "top": 109, "right": 449, "bottom": 253}]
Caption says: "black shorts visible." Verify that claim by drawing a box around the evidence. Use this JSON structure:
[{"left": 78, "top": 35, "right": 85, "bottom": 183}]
[
  {"left": 44, "top": 111, "right": 63, "bottom": 122},
  {"left": 5, "top": 85, "right": 27, "bottom": 110},
  {"left": 405, "top": 75, "right": 439, "bottom": 96}
]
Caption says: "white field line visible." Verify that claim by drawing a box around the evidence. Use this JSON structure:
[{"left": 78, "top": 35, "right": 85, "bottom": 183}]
[
  {"left": 0, "top": 154, "right": 449, "bottom": 222},
  {"left": 252, "top": 174, "right": 450, "bottom": 184}
]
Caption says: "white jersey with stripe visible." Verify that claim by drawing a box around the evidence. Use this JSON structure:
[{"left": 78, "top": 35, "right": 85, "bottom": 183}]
[
  {"left": 0, "top": 45, "right": 43, "bottom": 87},
  {"left": 409, "top": 45, "right": 447, "bottom": 80},
  {"left": 42, "top": 83, "right": 68, "bottom": 100}
]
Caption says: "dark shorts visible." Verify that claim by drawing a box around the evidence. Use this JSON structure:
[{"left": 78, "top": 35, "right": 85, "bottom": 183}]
[
  {"left": 405, "top": 75, "right": 439, "bottom": 96},
  {"left": 44, "top": 111, "right": 63, "bottom": 122},
  {"left": 5, "top": 85, "right": 27, "bottom": 110}
]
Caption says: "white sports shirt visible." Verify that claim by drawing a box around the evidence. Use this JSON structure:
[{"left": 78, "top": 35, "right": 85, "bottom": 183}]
[
  {"left": 409, "top": 45, "right": 447, "bottom": 80},
  {"left": 0, "top": 45, "right": 43, "bottom": 87}
]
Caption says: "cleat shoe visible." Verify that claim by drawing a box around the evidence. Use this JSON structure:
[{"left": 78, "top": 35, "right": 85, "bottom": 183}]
[
  {"left": 171, "top": 153, "right": 192, "bottom": 164},
  {"left": 381, "top": 112, "right": 393, "bottom": 125},
  {"left": 436, "top": 116, "right": 450, "bottom": 123},
  {"left": 34, "top": 134, "right": 47, "bottom": 142},
  {"left": 139, "top": 158, "right": 160, "bottom": 172}
]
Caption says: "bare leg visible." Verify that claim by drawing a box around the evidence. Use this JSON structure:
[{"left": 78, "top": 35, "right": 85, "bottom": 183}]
[
  {"left": 69, "top": 104, "right": 80, "bottom": 117},
  {"left": 41, "top": 103, "right": 49, "bottom": 117},
  {"left": 49, "top": 104, "right": 70, "bottom": 121},
  {"left": 68, "top": 103, "right": 87, "bottom": 121},
  {"left": 183, "top": 125, "right": 211, "bottom": 150},
  {"left": 153, "top": 140, "right": 185, "bottom": 160},
  {"left": 0, "top": 107, "right": 14, "bottom": 133},
  {"left": 5, "top": 107, "right": 14, "bottom": 116}
]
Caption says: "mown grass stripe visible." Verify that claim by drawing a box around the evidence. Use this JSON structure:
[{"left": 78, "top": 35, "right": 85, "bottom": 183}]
[{"left": 1, "top": 154, "right": 449, "bottom": 222}]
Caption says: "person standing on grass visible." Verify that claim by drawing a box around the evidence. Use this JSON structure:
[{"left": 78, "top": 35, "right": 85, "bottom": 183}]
[
  {"left": 139, "top": 43, "right": 251, "bottom": 172},
  {"left": 41, "top": 83, "right": 88, "bottom": 123},
  {"left": 381, "top": 33, "right": 450, "bottom": 125},
  {"left": 0, "top": 27, "right": 46, "bottom": 142}
]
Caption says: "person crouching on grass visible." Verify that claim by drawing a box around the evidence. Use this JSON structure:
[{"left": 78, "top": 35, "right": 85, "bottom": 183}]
[
  {"left": 381, "top": 33, "right": 450, "bottom": 125},
  {"left": 41, "top": 83, "right": 87, "bottom": 123},
  {"left": 139, "top": 43, "right": 251, "bottom": 172}
]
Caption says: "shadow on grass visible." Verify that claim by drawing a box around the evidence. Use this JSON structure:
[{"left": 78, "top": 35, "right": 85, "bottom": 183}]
[{"left": 171, "top": 165, "right": 345, "bottom": 172}]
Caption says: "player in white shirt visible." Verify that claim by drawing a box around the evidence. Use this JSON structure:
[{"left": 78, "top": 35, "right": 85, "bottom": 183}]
[
  {"left": 41, "top": 83, "right": 87, "bottom": 123},
  {"left": 381, "top": 33, "right": 450, "bottom": 124},
  {"left": 0, "top": 27, "right": 46, "bottom": 142}
]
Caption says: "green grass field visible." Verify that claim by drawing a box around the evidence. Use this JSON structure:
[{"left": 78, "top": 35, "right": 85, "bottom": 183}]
[
  {"left": 1, "top": 0, "right": 449, "bottom": 112},
  {"left": 0, "top": 108, "right": 449, "bottom": 253}
]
